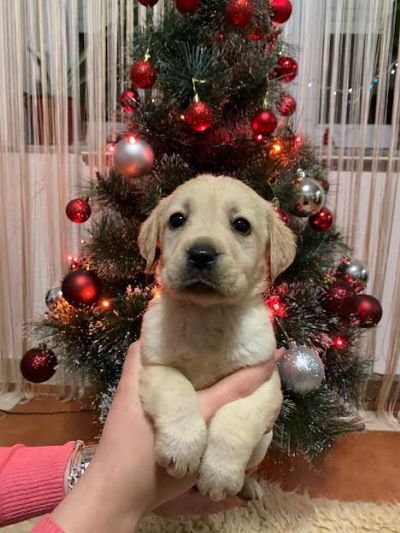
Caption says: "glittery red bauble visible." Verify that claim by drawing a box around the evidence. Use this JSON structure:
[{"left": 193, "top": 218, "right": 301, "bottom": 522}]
[
  {"left": 130, "top": 60, "right": 156, "bottom": 89},
  {"left": 276, "top": 208, "right": 289, "bottom": 225},
  {"left": 323, "top": 281, "right": 355, "bottom": 315},
  {"left": 225, "top": 0, "right": 253, "bottom": 27},
  {"left": 62, "top": 269, "right": 102, "bottom": 307},
  {"left": 20, "top": 347, "right": 57, "bottom": 383},
  {"left": 65, "top": 198, "right": 91, "bottom": 224},
  {"left": 185, "top": 101, "right": 213, "bottom": 132},
  {"left": 175, "top": 0, "right": 200, "bottom": 13},
  {"left": 138, "top": 0, "right": 159, "bottom": 5},
  {"left": 119, "top": 88, "right": 140, "bottom": 113},
  {"left": 347, "top": 294, "right": 383, "bottom": 328},
  {"left": 278, "top": 94, "right": 297, "bottom": 116},
  {"left": 270, "top": 0, "right": 292, "bottom": 23},
  {"left": 275, "top": 56, "right": 298, "bottom": 82},
  {"left": 251, "top": 109, "right": 278, "bottom": 136},
  {"left": 309, "top": 207, "right": 333, "bottom": 231},
  {"left": 248, "top": 28, "right": 264, "bottom": 41}
]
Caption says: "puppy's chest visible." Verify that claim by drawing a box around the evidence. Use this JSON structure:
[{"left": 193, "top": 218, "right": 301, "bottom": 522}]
[{"left": 141, "top": 298, "right": 276, "bottom": 389}]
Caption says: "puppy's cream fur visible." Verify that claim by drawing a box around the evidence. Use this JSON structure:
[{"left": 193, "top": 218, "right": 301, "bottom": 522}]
[{"left": 137, "top": 174, "right": 296, "bottom": 501}]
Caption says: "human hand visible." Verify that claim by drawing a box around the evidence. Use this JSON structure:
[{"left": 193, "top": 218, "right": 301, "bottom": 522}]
[{"left": 51, "top": 342, "right": 282, "bottom": 532}]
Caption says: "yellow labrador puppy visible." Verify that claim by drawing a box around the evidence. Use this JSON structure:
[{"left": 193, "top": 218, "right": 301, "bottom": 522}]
[{"left": 138, "top": 174, "right": 296, "bottom": 501}]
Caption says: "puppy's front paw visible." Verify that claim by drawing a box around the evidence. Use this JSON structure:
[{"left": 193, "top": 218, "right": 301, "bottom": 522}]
[
  {"left": 197, "top": 458, "right": 245, "bottom": 501},
  {"left": 156, "top": 419, "right": 207, "bottom": 479}
]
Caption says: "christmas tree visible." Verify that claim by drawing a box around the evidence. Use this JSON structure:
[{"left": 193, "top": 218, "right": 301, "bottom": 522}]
[{"left": 28, "top": 0, "right": 383, "bottom": 465}]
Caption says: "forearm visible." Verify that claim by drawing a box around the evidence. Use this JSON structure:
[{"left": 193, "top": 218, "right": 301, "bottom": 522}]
[
  {"left": 50, "top": 459, "right": 142, "bottom": 533},
  {"left": 0, "top": 442, "right": 75, "bottom": 526}
]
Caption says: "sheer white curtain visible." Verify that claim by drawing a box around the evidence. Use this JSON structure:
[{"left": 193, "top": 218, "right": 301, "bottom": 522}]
[
  {"left": 0, "top": 0, "right": 163, "bottom": 403},
  {"left": 286, "top": 0, "right": 400, "bottom": 418}
]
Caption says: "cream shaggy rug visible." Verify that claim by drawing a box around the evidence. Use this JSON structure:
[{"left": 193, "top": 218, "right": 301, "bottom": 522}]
[{"left": 4, "top": 482, "right": 400, "bottom": 533}]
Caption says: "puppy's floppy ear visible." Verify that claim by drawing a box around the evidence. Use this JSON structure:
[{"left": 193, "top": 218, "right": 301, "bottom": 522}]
[
  {"left": 138, "top": 199, "right": 165, "bottom": 272},
  {"left": 267, "top": 206, "right": 296, "bottom": 282}
]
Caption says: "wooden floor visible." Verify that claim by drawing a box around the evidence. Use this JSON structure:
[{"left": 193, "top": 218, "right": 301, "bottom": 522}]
[{"left": 1, "top": 397, "right": 400, "bottom": 503}]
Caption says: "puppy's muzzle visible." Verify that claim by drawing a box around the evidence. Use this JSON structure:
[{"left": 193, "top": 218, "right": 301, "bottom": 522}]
[{"left": 187, "top": 243, "right": 218, "bottom": 270}]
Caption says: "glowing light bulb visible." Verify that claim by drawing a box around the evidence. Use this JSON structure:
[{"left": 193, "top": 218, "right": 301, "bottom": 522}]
[
  {"left": 331, "top": 336, "right": 347, "bottom": 349},
  {"left": 128, "top": 135, "right": 137, "bottom": 144},
  {"left": 99, "top": 297, "right": 112, "bottom": 310}
]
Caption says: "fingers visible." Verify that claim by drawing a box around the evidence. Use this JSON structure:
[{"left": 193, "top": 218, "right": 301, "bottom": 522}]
[
  {"left": 198, "top": 358, "right": 277, "bottom": 421},
  {"left": 274, "top": 347, "right": 285, "bottom": 363}
]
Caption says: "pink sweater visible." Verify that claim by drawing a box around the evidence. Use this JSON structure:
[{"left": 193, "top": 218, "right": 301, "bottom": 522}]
[{"left": 0, "top": 443, "right": 75, "bottom": 532}]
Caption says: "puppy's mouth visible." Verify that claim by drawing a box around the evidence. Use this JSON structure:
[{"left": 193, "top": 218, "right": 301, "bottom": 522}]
[{"left": 183, "top": 280, "right": 218, "bottom": 294}]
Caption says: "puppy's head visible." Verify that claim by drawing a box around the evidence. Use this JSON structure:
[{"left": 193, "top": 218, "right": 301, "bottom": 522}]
[{"left": 138, "top": 174, "right": 296, "bottom": 305}]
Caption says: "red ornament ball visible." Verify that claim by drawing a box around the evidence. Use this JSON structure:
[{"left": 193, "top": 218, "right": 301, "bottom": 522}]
[
  {"left": 309, "top": 207, "right": 334, "bottom": 231},
  {"left": 185, "top": 101, "right": 213, "bottom": 132},
  {"left": 323, "top": 281, "right": 355, "bottom": 315},
  {"left": 276, "top": 208, "right": 289, "bottom": 225},
  {"left": 175, "top": 0, "right": 200, "bottom": 13},
  {"left": 225, "top": 0, "right": 253, "bottom": 27},
  {"left": 137, "top": 0, "right": 159, "bottom": 5},
  {"left": 347, "top": 294, "right": 383, "bottom": 328},
  {"left": 65, "top": 198, "right": 91, "bottom": 224},
  {"left": 20, "top": 347, "right": 57, "bottom": 383},
  {"left": 251, "top": 109, "right": 278, "bottom": 136},
  {"left": 278, "top": 94, "right": 297, "bottom": 116},
  {"left": 62, "top": 269, "right": 102, "bottom": 307},
  {"left": 130, "top": 60, "right": 156, "bottom": 89},
  {"left": 270, "top": 0, "right": 292, "bottom": 23},
  {"left": 119, "top": 88, "right": 140, "bottom": 113},
  {"left": 275, "top": 56, "right": 298, "bottom": 82}
]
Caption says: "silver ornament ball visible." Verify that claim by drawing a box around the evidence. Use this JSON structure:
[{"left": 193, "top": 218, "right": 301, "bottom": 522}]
[
  {"left": 113, "top": 137, "right": 154, "bottom": 179},
  {"left": 339, "top": 258, "right": 369, "bottom": 291},
  {"left": 45, "top": 286, "right": 64, "bottom": 310},
  {"left": 278, "top": 342, "right": 325, "bottom": 394},
  {"left": 291, "top": 177, "right": 326, "bottom": 217}
]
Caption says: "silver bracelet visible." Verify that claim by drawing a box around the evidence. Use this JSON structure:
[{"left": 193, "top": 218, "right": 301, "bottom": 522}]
[{"left": 64, "top": 441, "right": 97, "bottom": 493}]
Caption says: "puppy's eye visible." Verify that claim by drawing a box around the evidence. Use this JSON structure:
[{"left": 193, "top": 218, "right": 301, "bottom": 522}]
[
  {"left": 169, "top": 212, "right": 186, "bottom": 229},
  {"left": 232, "top": 217, "right": 251, "bottom": 235}
]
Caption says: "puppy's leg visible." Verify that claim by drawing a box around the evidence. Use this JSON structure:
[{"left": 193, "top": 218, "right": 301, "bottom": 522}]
[
  {"left": 197, "top": 369, "right": 282, "bottom": 501},
  {"left": 140, "top": 365, "right": 207, "bottom": 479}
]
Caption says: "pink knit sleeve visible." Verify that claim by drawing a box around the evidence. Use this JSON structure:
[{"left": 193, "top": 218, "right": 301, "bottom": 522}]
[{"left": 0, "top": 442, "right": 75, "bottom": 526}]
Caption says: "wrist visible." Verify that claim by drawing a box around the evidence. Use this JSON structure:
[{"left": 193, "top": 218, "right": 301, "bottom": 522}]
[{"left": 64, "top": 441, "right": 97, "bottom": 494}]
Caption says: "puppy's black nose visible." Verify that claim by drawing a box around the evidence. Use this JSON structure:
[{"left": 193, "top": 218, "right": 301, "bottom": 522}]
[{"left": 187, "top": 244, "right": 217, "bottom": 269}]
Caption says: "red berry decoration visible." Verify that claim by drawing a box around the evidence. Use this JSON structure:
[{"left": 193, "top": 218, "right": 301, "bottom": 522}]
[
  {"left": 275, "top": 56, "right": 298, "bottom": 82},
  {"left": 20, "top": 346, "right": 58, "bottom": 383},
  {"left": 225, "top": 0, "right": 253, "bottom": 27},
  {"left": 175, "top": 0, "right": 200, "bottom": 13},
  {"left": 347, "top": 294, "right": 383, "bottom": 328},
  {"left": 278, "top": 94, "right": 297, "bottom": 116},
  {"left": 130, "top": 60, "right": 156, "bottom": 89},
  {"left": 138, "top": 0, "right": 159, "bottom": 5},
  {"left": 276, "top": 208, "right": 289, "bottom": 225},
  {"left": 251, "top": 109, "right": 278, "bottom": 136},
  {"left": 62, "top": 269, "right": 102, "bottom": 307},
  {"left": 248, "top": 28, "right": 264, "bottom": 41},
  {"left": 270, "top": 0, "right": 292, "bottom": 23},
  {"left": 119, "top": 88, "right": 140, "bottom": 113},
  {"left": 309, "top": 207, "right": 333, "bottom": 232},
  {"left": 323, "top": 281, "right": 355, "bottom": 316},
  {"left": 65, "top": 198, "right": 91, "bottom": 224},
  {"left": 185, "top": 101, "right": 213, "bottom": 132}
]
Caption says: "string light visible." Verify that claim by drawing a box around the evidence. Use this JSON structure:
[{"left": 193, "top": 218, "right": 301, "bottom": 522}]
[
  {"left": 99, "top": 297, "right": 112, "bottom": 310},
  {"left": 270, "top": 141, "right": 283, "bottom": 156},
  {"left": 265, "top": 296, "right": 287, "bottom": 318},
  {"left": 331, "top": 336, "right": 347, "bottom": 349}
]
